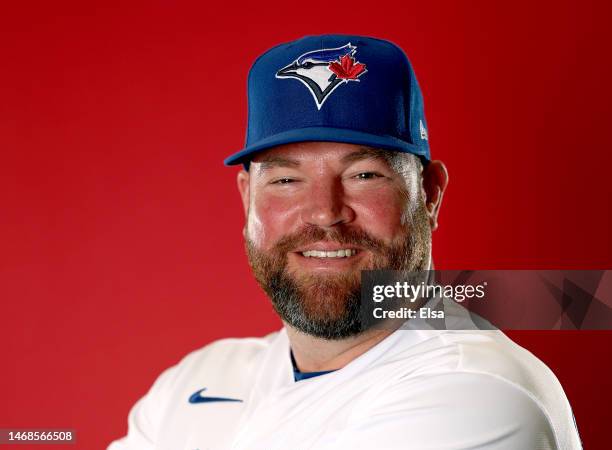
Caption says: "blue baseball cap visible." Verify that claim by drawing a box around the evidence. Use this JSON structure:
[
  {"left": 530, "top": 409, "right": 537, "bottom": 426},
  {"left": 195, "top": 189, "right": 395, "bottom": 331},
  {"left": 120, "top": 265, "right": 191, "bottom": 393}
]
[{"left": 224, "top": 34, "right": 430, "bottom": 167}]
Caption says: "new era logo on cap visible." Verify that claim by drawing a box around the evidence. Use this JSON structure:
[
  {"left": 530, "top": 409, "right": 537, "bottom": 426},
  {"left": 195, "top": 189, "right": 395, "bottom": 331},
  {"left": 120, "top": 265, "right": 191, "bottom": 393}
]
[
  {"left": 420, "top": 120, "right": 428, "bottom": 141},
  {"left": 276, "top": 43, "right": 368, "bottom": 110}
]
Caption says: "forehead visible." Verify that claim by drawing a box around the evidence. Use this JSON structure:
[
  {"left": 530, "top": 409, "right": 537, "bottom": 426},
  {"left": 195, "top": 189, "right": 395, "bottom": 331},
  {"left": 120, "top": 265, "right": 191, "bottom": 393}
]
[{"left": 250, "top": 141, "right": 393, "bottom": 168}]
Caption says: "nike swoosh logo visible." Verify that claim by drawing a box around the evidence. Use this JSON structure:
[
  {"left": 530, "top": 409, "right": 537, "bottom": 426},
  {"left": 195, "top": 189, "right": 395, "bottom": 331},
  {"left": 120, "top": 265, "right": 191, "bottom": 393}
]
[{"left": 188, "top": 388, "right": 243, "bottom": 404}]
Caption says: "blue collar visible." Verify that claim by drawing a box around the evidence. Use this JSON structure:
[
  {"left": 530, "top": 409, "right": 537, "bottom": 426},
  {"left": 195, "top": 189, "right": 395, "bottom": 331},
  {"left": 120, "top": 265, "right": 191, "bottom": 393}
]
[{"left": 290, "top": 349, "right": 337, "bottom": 382}]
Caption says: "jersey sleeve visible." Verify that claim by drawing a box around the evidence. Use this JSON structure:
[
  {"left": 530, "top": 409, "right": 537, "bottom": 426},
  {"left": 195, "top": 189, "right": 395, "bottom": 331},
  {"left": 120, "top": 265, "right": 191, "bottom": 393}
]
[
  {"left": 107, "top": 364, "right": 179, "bottom": 450},
  {"left": 333, "top": 372, "right": 561, "bottom": 450}
]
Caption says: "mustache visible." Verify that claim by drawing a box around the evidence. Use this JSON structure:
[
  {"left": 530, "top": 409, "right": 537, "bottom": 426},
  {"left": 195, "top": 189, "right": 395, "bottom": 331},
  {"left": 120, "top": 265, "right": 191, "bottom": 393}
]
[{"left": 272, "top": 225, "right": 388, "bottom": 255}]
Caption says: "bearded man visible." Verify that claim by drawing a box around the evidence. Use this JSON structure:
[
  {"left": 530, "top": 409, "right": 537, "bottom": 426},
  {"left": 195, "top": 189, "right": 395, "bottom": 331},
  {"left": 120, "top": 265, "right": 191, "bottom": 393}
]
[{"left": 109, "top": 34, "right": 582, "bottom": 450}]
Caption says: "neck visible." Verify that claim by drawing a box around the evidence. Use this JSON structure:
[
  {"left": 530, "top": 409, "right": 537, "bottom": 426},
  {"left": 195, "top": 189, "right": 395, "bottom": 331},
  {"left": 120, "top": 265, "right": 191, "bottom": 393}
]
[{"left": 286, "top": 325, "right": 396, "bottom": 372}]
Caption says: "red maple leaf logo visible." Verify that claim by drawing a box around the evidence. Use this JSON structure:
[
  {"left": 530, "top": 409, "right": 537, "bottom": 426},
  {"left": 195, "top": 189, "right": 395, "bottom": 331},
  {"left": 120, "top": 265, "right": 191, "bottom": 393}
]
[{"left": 328, "top": 54, "right": 366, "bottom": 80}]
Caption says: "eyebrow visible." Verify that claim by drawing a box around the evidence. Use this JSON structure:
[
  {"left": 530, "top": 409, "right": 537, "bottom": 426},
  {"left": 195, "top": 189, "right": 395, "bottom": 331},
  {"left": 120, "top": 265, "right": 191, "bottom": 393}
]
[
  {"left": 340, "top": 147, "right": 390, "bottom": 164},
  {"left": 256, "top": 146, "right": 390, "bottom": 173},
  {"left": 257, "top": 155, "right": 301, "bottom": 172}
]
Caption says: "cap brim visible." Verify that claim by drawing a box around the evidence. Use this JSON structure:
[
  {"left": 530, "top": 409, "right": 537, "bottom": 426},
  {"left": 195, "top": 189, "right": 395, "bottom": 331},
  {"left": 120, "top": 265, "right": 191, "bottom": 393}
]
[{"left": 224, "top": 127, "right": 428, "bottom": 166}]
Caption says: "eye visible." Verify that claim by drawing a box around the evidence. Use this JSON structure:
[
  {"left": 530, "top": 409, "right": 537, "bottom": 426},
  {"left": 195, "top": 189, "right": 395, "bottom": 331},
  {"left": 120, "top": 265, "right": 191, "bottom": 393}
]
[
  {"left": 271, "top": 177, "right": 297, "bottom": 185},
  {"left": 354, "top": 172, "right": 383, "bottom": 180},
  {"left": 302, "top": 61, "right": 313, "bottom": 69}
]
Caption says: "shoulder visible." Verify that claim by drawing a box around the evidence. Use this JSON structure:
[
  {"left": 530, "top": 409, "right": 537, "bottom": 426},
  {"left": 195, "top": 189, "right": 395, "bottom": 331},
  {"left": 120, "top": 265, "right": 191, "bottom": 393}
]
[
  {"left": 347, "top": 368, "right": 562, "bottom": 450},
  {"left": 432, "top": 330, "right": 569, "bottom": 411},
  {"left": 176, "top": 331, "right": 280, "bottom": 370},
  {"left": 392, "top": 330, "right": 565, "bottom": 393},
  {"left": 169, "top": 330, "right": 281, "bottom": 381},
  {"left": 363, "top": 329, "right": 581, "bottom": 449},
  {"left": 143, "top": 330, "right": 282, "bottom": 402},
  {"left": 107, "top": 333, "right": 282, "bottom": 450}
]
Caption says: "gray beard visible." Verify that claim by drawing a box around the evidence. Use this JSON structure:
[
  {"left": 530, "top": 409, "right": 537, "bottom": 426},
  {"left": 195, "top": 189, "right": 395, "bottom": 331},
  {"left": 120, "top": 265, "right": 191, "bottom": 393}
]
[{"left": 245, "top": 203, "right": 431, "bottom": 340}]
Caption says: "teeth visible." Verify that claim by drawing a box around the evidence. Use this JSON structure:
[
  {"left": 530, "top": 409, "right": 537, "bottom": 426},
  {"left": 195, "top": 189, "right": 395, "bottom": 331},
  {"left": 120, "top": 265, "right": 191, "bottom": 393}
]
[{"left": 301, "top": 249, "right": 357, "bottom": 258}]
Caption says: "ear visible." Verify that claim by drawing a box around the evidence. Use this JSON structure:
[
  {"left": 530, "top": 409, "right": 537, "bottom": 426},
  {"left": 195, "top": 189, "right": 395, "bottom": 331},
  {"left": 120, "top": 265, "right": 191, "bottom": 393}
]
[
  {"left": 421, "top": 160, "right": 449, "bottom": 231},
  {"left": 236, "top": 169, "right": 250, "bottom": 219}
]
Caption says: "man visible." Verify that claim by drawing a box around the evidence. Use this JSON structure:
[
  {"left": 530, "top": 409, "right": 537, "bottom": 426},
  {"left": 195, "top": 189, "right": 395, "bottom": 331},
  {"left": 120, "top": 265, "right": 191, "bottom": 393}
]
[{"left": 109, "top": 35, "right": 581, "bottom": 449}]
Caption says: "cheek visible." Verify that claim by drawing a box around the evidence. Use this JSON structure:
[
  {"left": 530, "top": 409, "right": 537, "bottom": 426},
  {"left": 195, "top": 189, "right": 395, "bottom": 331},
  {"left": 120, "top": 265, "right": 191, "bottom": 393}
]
[
  {"left": 351, "top": 189, "right": 407, "bottom": 238},
  {"left": 247, "top": 195, "right": 301, "bottom": 249}
]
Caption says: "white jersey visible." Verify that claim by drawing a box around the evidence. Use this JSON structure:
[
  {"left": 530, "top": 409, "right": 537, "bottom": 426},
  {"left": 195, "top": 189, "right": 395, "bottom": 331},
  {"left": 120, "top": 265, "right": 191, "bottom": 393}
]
[{"left": 109, "top": 325, "right": 581, "bottom": 450}]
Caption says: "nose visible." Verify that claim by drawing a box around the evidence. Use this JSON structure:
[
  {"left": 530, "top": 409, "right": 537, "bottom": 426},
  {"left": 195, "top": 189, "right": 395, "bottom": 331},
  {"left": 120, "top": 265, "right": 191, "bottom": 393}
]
[{"left": 300, "top": 178, "right": 355, "bottom": 228}]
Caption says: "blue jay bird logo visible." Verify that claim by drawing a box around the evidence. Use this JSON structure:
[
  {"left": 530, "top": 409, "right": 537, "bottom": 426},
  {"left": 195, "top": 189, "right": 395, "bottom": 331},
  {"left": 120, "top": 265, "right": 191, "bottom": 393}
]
[{"left": 276, "top": 43, "right": 367, "bottom": 109}]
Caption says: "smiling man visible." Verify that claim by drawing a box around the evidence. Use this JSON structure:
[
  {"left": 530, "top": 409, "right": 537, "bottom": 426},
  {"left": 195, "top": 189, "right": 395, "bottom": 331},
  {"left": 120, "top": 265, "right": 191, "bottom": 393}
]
[
  {"left": 241, "top": 142, "right": 437, "bottom": 345},
  {"left": 109, "top": 35, "right": 582, "bottom": 450}
]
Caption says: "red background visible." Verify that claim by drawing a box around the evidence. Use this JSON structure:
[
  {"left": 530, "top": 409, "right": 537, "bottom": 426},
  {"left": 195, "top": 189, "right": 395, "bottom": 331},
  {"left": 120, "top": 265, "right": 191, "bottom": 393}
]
[{"left": 1, "top": 1, "right": 611, "bottom": 448}]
